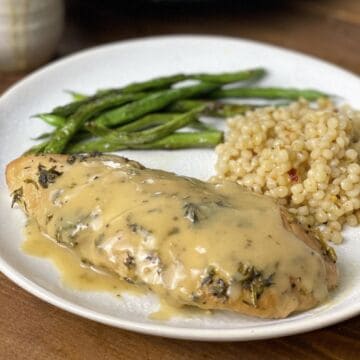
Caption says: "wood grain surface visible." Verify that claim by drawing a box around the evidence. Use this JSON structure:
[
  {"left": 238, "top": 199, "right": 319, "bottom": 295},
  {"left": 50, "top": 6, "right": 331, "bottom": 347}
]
[{"left": 1, "top": 0, "right": 359, "bottom": 358}]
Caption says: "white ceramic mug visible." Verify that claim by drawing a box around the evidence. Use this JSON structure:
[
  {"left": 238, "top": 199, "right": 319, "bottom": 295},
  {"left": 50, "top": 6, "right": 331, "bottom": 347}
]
[{"left": 0, "top": 0, "right": 64, "bottom": 72}]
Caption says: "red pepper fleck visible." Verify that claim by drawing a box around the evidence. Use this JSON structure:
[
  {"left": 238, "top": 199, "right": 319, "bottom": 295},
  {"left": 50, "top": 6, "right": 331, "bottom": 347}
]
[{"left": 288, "top": 168, "right": 299, "bottom": 182}]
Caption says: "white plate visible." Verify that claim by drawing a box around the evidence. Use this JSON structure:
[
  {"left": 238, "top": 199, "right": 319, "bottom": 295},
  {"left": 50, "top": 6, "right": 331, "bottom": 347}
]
[{"left": 0, "top": 35, "right": 359, "bottom": 341}]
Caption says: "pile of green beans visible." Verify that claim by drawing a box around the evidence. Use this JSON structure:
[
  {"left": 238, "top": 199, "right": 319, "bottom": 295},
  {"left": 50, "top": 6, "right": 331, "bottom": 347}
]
[{"left": 27, "top": 68, "right": 328, "bottom": 155}]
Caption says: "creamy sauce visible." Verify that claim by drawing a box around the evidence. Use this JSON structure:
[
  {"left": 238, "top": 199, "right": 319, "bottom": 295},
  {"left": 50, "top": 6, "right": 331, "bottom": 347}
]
[
  {"left": 24, "top": 219, "right": 206, "bottom": 320},
  {"left": 23, "top": 219, "right": 143, "bottom": 295},
  {"left": 14, "top": 155, "right": 331, "bottom": 317}
]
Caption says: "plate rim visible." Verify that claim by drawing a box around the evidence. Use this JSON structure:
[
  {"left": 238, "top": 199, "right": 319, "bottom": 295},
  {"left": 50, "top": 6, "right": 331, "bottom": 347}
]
[{"left": 0, "top": 34, "right": 359, "bottom": 341}]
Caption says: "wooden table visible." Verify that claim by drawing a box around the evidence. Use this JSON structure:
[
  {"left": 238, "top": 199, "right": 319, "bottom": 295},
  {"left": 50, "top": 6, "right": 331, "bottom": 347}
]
[{"left": 1, "top": 1, "right": 359, "bottom": 358}]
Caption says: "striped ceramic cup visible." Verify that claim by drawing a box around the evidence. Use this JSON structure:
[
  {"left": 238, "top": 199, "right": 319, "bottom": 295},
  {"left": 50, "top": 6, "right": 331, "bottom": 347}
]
[{"left": 0, "top": 0, "right": 64, "bottom": 71}]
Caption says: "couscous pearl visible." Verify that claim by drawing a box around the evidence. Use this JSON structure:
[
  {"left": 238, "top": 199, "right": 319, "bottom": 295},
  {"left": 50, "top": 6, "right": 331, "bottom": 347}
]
[
  {"left": 215, "top": 99, "right": 360, "bottom": 245},
  {"left": 340, "top": 179, "right": 353, "bottom": 191},
  {"left": 345, "top": 149, "right": 358, "bottom": 160},
  {"left": 346, "top": 215, "right": 358, "bottom": 226}
]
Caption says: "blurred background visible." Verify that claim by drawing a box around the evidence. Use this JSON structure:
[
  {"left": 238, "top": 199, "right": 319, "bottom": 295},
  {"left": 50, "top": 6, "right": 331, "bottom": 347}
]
[
  {"left": 0, "top": 0, "right": 359, "bottom": 78},
  {"left": 61, "top": 0, "right": 359, "bottom": 70}
]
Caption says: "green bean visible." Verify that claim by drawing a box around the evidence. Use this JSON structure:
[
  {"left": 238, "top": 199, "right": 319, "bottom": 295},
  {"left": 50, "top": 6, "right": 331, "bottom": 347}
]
[
  {"left": 84, "top": 123, "right": 111, "bottom": 137},
  {"left": 192, "top": 68, "right": 266, "bottom": 83},
  {"left": 85, "top": 114, "right": 177, "bottom": 136},
  {"left": 166, "top": 100, "right": 208, "bottom": 112},
  {"left": 65, "top": 90, "right": 88, "bottom": 101},
  {"left": 47, "top": 68, "right": 265, "bottom": 118},
  {"left": 96, "top": 68, "right": 265, "bottom": 95},
  {"left": 49, "top": 91, "right": 145, "bottom": 118},
  {"left": 26, "top": 131, "right": 95, "bottom": 155},
  {"left": 167, "top": 100, "right": 254, "bottom": 117},
  {"left": 66, "top": 132, "right": 93, "bottom": 144},
  {"left": 100, "top": 74, "right": 187, "bottom": 95},
  {"left": 68, "top": 106, "right": 206, "bottom": 153},
  {"left": 123, "top": 68, "right": 265, "bottom": 90},
  {"left": 87, "top": 112, "right": 215, "bottom": 137},
  {"left": 37, "top": 114, "right": 66, "bottom": 127},
  {"left": 118, "top": 113, "right": 215, "bottom": 132},
  {"left": 49, "top": 75, "right": 187, "bottom": 117},
  {"left": 93, "top": 82, "right": 219, "bottom": 128},
  {"left": 118, "top": 113, "right": 177, "bottom": 132},
  {"left": 134, "top": 131, "right": 223, "bottom": 150},
  {"left": 51, "top": 98, "right": 92, "bottom": 118},
  {"left": 71, "top": 131, "right": 222, "bottom": 152},
  {"left": 210, "top": 87, "right": 328, "bottom": 100},
  {"left": 43, "top": 92, "right": 145, "bottom": 154}
]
